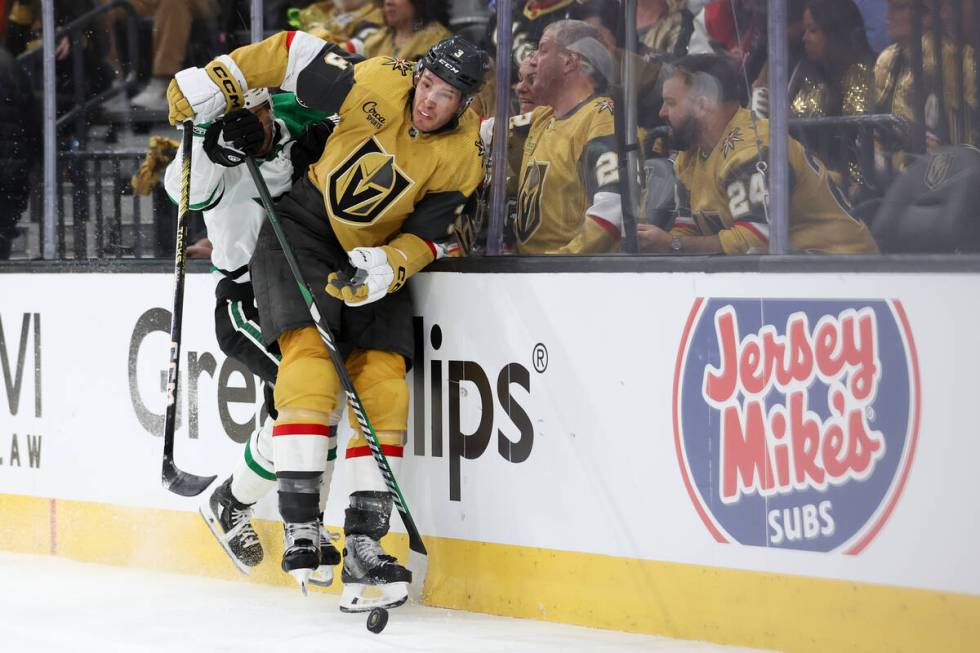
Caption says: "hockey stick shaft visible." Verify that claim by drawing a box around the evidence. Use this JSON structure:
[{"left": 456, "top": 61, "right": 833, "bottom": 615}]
[
  {"left": 244, "top": 158, "right": 426, "bottom": 558},
  {"left": 161, "top": 121, "right": 217, "bottom": 497}
]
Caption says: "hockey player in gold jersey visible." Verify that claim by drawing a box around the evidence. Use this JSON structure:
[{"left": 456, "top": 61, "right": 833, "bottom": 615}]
[
  {"left": 515, "top": 20, "right": 623, "bottom": 254},
  {"left": 637, "top": 54, "right": 878, "bottom": 255},
  {"left": 166, "top": 33, "right": 488, "bottom": 609}
]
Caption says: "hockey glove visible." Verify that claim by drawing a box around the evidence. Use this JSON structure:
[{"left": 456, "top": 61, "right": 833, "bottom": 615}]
[
  {"left": 222, "top": 108, "right": 266, "bottom": 155},
  {"left": 289, "top": 118, "right": 337, "bottom": 183},
  {"left": 325, "top": 247, "right": 399, "bottom": 306},
  {"left": 203, "top": 118, "right": 246, "bottom": 167},
  {"left": 168, "top": 57, "right": 247, "bottom": 126}
]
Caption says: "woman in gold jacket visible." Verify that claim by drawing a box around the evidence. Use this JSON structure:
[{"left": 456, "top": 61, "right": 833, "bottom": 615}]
[{"left": 789, "top": 0, "right": 875, "bottom": 190}]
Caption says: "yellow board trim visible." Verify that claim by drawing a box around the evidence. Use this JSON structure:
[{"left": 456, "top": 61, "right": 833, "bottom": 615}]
[{"left": 2, "top": 493, "right": 978, "bottom": 652}]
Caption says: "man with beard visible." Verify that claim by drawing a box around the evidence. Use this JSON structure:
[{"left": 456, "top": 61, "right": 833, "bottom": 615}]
[
  {"left": 514, "top": 19, "right": 623, "bottom": 254},
  {"left": 638, "top": 54, "right": 878, "bottom": 254}
]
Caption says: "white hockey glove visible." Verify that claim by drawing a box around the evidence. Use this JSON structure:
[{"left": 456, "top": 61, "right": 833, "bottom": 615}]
[
  {"left": 325, "top": 247, "right": 397, "bottom": 306},
  {"left": 167, "top": 56, "right": 248, "bottom": 126}
]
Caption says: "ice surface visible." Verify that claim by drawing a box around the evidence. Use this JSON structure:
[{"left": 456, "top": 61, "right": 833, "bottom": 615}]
[{"left": 0, "top": 552, "right": 771, "bottom": 653}]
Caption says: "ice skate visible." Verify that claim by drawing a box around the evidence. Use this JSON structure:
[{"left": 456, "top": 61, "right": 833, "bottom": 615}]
[
  {"left": 282, "top": 521, "right": 320, "bottom": 594},
  {"left": 199, "top": 477, "right": 263, "bottom": 575},
  {"left": 339, "top": 533, "right": 411, "bottom": 612},
  {"left": 309, "top": 523, "right": 341, "bottom": 587}
]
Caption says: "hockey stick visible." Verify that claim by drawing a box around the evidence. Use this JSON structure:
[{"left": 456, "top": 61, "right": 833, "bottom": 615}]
[
  {"left": 244, "top": 158, "right": 428, "bottom": 599},
  {"left": 161, "top": 121, "right": 218, "bottom": 497}
]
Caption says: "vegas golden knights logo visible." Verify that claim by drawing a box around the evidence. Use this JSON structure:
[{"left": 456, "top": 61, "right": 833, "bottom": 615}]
[
  {"left": 516, "top": 161, "right": 548, "bottom": 243},
  {"left": 327, "top": 137, "right": 413, "bottom": 224}
]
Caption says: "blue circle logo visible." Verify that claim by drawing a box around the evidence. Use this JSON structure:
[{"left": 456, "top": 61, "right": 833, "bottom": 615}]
[{"left": 673, "top": 298, "right": 920, "bottom": 553}]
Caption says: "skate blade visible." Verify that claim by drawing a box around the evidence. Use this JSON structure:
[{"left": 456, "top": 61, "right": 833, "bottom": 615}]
[
  {"left": 339, "top": 582, "right": 409, "bottom": 613},
  {"left": 308, "top": 565, "right": 334, "bottom": 587},
  {"left": 288, "top": 568, "right": 314, "bottom": 595},
  {"left": 198, "top": 504, "right": 250, "bottom": 576}
]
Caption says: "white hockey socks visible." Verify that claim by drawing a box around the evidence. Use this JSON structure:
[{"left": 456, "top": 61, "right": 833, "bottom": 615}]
[{"left": 229, "top": 417, "right": 276, "bottom": 505}]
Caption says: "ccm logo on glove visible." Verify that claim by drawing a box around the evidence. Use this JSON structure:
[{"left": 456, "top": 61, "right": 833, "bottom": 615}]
[{"left": 208, "top": 64, "right": 243, "bottom": 111}]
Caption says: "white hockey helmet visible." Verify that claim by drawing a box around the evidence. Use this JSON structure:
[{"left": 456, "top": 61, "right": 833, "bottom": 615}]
[{"left": 244, "top": 87, "right": 272, "bottom": 109}]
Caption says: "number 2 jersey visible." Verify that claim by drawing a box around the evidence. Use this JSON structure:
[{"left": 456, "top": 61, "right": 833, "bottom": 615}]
[
  {"left": 515, "top": 96, "right": 623, "bottom": 254},
  {"left": 671, "top": 107, "right": 878, "bottom": 254},
  {"left": 215, "top": 31, "right": 484, "bottom": 278}
]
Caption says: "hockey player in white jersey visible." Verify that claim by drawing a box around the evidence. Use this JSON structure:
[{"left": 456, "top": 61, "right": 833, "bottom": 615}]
[{"left": 162, "top": 88, "right": 343, "bottom": 585}]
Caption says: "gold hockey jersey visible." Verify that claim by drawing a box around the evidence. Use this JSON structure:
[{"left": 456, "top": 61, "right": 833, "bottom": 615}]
[
  {"left": 224, "top": 31, "right": 484, "bottom": 274},
  {"left": 672, "top": 108, "right": 878, "bottom": 255},
  {"left": 515, "top": 96, "right": 622, "bottom": 254}
]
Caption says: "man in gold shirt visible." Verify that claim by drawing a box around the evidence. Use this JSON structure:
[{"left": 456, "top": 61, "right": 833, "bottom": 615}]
[
  {"left": 638, "top": 54, "right": 878, "bottom": 255},
  {"left": 515, "top": 19, "right": 623, "bottom": 254},
  {"left": 166, "top": 31, "right": 488, "bottom": 610}
]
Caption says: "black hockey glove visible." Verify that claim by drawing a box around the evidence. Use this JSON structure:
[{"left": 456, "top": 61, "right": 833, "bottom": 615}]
[
  {"left": 203, "top": 119, "right": 246, "bottom": 167},
  {"left": 222, "top": 108, "right": 266, "bottom": 155},
  {"left": 289, "top": 118, "right": 337, "bottom": 182},
  {"left": 203, "top": 109, "right": 266, "bottom": 167}
]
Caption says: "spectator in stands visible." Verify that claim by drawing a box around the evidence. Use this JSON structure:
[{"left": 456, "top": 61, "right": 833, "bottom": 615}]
[
  {"left": 483, "top": 0, "right": 577, "bottom": 68},
  {"left": 789, "top": 0, "right": 875, "bottom": 185},
  {"left": 687, "top": 0, "right": 768, "bottom": 102},
  {"left": 875, "top": 0, "right": 977, "bottom": 147},
  {"left": 749, "top": 0, "right": 807, "bottom": 117},
  {"left": 637, "top": 54, "right": 878, "bottom": 255},
  {"left": 940, "top": 0, "right": 974, "bottom": 45},
  {"left": 795, "top": 8, "right": 875, "bottom": 123},
  {"left": 0, "top": 46, "right": 40, "bottom": 260},
  {"left": 514, "top": 54, "right": 539, "bottom": 113},
  {"left": 513, "top": 19, "right": 622, "bottom": 254},
  {"left": 128, "top": 0, "right": 220, "bottom": 110},
  {"left": 362, "top": 0, "right": 450, "bottom": 61},
  {"left": 289, "top": 0, "right": 383, "bottom": 53},
  {"left": 6, "top": 0, "right": 115, "bottom": 110},
  {"left": 638, "top": 0, "right": 695, "bottom": 59}
]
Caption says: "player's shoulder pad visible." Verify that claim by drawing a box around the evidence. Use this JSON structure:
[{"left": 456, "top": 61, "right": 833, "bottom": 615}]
[
  {"left": 349, "top": 55, "right": 414, "bottom": 108},
  {"left": 360, "top": 54, "right": 417, "bottom": 81}
]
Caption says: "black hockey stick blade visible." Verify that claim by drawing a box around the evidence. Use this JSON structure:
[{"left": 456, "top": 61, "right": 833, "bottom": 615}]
[{"left": 162, "top": 456, "right": 217, "bottom": 497}]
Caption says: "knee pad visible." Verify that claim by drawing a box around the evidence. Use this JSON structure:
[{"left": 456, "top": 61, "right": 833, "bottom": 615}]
[
  {"left": 274, "top": 326, "right": 341, "bottom": 415},
  {"left": 346, "top": 350, "right": 408, "bottom": 431}
]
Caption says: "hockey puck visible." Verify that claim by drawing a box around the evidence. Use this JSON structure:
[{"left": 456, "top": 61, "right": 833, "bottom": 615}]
[{"left": 366, "top": 607, "right": 389, "bottom": 634}]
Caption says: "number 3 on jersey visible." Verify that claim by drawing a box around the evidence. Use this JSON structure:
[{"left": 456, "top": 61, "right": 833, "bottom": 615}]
[{"left": 727, "top": 171, "right": 766, "bottom": 218}]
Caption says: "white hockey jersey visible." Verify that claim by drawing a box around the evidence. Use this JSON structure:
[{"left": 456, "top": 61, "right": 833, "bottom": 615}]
[{"left": 163, "top": 94, "right": 326, "bottom": 281}]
